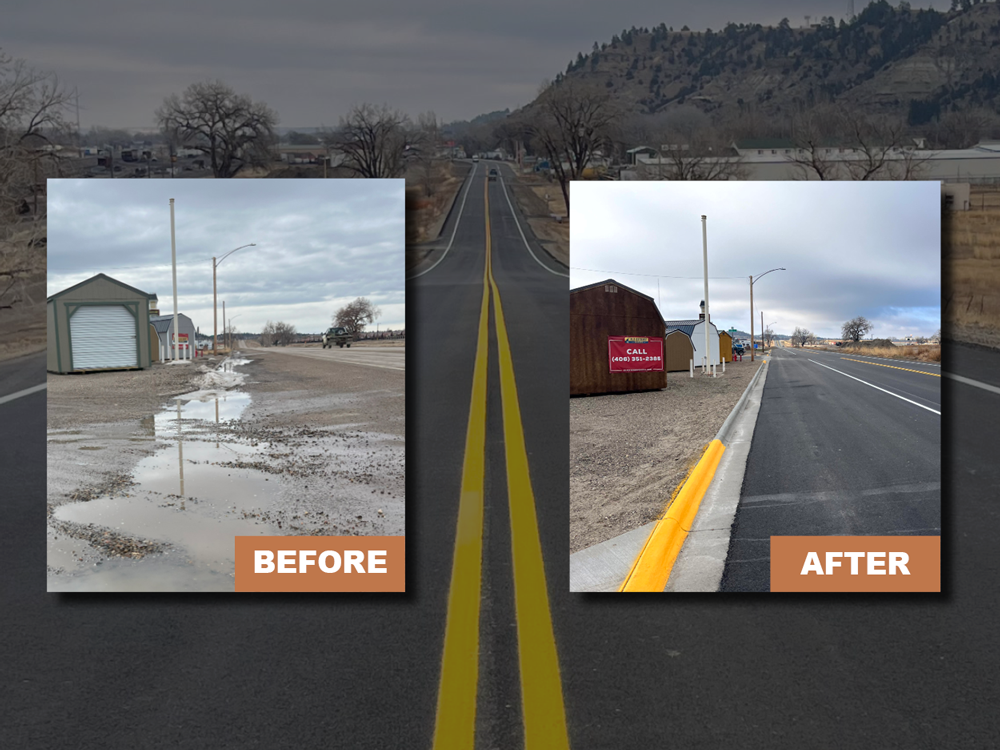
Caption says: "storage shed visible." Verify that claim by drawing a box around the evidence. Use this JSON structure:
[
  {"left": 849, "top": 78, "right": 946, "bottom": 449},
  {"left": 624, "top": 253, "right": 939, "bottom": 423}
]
[
  {"left": 571, "top": 278, "right": 666, "bottom": 396},
  {"left": 47, "top": 273, "right": 157, "bottom": 373},
  {"left": 150, "top": 313, "right": 197, "bottom": 360},
  {"left": 664, "top": 329, "right": 696, "bottom": 372},
  {"left": 665, "top": 315, "right": 721, "bottom": 368},
  {"left": 719, "top": 331, "right": 733, "bottom": 362}
]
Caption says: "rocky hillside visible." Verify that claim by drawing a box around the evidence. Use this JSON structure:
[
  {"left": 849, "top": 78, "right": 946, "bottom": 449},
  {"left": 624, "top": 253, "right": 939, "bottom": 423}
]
[{"left": 555, "top": 1, "right": 1000, "bottom": 125}]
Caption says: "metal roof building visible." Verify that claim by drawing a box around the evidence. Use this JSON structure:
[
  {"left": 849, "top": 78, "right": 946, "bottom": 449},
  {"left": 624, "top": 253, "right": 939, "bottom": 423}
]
[
  {"left": 150, "top": 314, "right": 197, "bottom": 360},
  {"left": 47, "top": 273, "right": 157, "bottom": 373}
]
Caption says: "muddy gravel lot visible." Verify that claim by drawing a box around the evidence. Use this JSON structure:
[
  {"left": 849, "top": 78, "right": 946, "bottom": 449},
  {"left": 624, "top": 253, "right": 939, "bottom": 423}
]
[
  {"left": 570, "top": 357, "right": 763, "bottom": 554},
  {"left": 47, "top": 350, "right": 404, "bottom": 592}
]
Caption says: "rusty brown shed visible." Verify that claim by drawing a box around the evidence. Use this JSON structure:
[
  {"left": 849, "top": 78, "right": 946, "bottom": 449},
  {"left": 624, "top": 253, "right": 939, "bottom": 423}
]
[
  {"left": 664, "top": 329, "right": 695, "bottom": 372},
  {"left": 570, "top": 278, "right": 666, "bottom": 396}
]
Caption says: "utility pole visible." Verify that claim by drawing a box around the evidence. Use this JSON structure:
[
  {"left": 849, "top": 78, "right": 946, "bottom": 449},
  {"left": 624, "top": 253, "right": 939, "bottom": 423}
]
[
  {"left": 702, "top": 215, "right": 711, "bottom": 375},
  {"left": 749, "top": 275, "right": 754, "bottom": 362},
  {"left": 223, "top": 300, "right": 226, "bottom": 352},
  {"left": 170, "top": 199, "right": 179, "bottom": 361},
  {"left": 761, "top": 311, "right": 764, "bottom": 352}
]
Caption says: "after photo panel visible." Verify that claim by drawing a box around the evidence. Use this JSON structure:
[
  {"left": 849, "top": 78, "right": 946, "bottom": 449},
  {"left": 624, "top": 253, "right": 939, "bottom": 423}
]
[{"left": 569, "top": 180, "right": 941, "bottom": 593}]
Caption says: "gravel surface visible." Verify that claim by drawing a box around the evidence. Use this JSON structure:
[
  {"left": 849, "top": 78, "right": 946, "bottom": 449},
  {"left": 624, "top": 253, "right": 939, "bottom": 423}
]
[
  {"left": 570, "top": 357, "right": 763, "bottom": 553},
  {"left": 47, "top": 358, "right": 214, "bottom": 429},
  {"left": 46, "top": 349, "right": 404, "bottom": 589}
]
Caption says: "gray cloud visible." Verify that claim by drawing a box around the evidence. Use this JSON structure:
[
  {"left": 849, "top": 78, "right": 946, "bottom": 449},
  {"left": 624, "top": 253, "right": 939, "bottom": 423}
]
[
  {"left": 47, "top": 179, "right": 405, "bottom": 334},
  {"left": 2, "top": 1, "right": 948, "bottom": 126},
  {"left": 569, "top": 181, "right": 941, "bottom": 340}
]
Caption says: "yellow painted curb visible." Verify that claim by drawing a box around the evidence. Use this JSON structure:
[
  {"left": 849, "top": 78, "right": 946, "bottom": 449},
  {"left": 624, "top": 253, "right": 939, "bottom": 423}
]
[{"left": 619, "top": 439, "right": 726, "bottom": 592}]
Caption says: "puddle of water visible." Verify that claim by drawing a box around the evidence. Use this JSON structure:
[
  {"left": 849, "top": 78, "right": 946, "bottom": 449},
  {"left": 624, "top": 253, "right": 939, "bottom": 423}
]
[{"left": 48, "top": 360, "right": 280, "bottom": 591}]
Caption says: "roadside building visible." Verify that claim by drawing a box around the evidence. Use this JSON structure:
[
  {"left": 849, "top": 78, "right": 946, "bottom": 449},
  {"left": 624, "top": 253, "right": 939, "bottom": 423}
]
[
  {"left": 719, "top": 330, "right": 734, "bottom": 362},
  {"left": 664, "top": 329, "right": 696, "bottom": 372},
  {"left": 665, "top": 304, "right": 721, "bottom": 368},
  {"left": 47, "top": 273, "right": 157, "bottom": 373},
  {"left": 571, "top": 278, "right": 666, "bottom": 396},
  {"left": 150, "top": 314, "right": 197, "bottom": 360}
]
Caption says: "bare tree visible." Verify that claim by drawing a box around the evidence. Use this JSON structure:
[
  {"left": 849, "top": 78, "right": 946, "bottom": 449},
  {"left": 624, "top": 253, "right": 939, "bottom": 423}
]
[
  {"left": 788, "top": 105, "right": 843, "bottom": 180},
  {"left": 763, "top": 326, "right": 775, "bottom": 347},
  {"left": 521, "top": 78, "right": 619, "bottom": 214},
  {"left": 638, "top": 108, "right": 746, "bottom": 180},
  {"left": 0, "top": 52, "right": 71, "bottom": 227},
  {"left": 334, "top": 297, "right": 380, "bottom": 337},
  {"left": 156, "top": 80, "right": 278, "bottom": 178},
  {"left": 842, "top": 316, "right": 874, "bottom": 342},
  {"left": 272, "top": 321, "right": 296, "bottom": 346},
  {"left": 325, "top": 103, "right": 410, "bottom": 179},
  {"left": 791, "top": 326, "right": 815, "bottom": 347},
  {"left": 790, "top": 106, "right": 927, "bottom": 180},
  {"left": 259, "top": 320, "right": 276, "bottom": 347}
]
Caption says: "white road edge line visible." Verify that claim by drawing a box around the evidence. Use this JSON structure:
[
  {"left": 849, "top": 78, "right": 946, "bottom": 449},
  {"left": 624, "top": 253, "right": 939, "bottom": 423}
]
[
  {"left": 809, "top": 359, "right": 940, "bottom": 415},
  {"left": 0, "top": 382, "right": 47, "bottom": 407},
  {"left": 498, "top": 169, "right": 569, "bottom": 278},
  {"left": 944, "top": 371, "right": 1000, "bottom": 396},
  {"left": 409, "top": 161, "right": 478, "bottom": 279}
]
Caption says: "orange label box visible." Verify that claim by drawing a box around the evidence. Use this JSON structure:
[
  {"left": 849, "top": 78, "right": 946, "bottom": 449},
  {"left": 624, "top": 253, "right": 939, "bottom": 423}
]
[
  {"left": 770, "top": 536, "right": 940, "bottom": 592},
  {"left": 235, "top": 536, "right": 405, "bottom": 592}
]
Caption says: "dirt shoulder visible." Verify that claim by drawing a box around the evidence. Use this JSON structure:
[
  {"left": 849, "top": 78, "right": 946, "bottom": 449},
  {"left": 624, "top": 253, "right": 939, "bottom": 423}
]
[
  {"left": 505, "top": 172, "right": 569, "bottom": 267},
  {"left": 47, "top": 359, "right": 218, "bottom": 429},
  {"left": 570, "top": 358, "right": 762, "bottom": 554},
  {"left": 237, "top": 349, "right": 404, "bottom": 436}
]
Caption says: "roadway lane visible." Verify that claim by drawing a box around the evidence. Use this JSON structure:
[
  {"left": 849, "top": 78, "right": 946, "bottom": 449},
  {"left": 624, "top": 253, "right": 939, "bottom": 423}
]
[
  {"left": 721, "top": 346, "right": 941, "bottom": 591},
  {"left": 249, "top": 344, "right": 405, "bottom": 371},
  {"left": 4, "top": 184, "right": 998, "bottom": 747}
]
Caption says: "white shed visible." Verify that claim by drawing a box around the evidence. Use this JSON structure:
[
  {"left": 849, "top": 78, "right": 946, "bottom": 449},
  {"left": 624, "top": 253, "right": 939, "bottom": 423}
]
[{"left": 664, "top": 318, "right": 721, "bottom": 367}]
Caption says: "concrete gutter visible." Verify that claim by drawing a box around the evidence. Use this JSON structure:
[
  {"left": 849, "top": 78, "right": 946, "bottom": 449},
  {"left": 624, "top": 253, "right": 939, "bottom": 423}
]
[{"left": 569, "top": 357, "right": 770, "bottom": 593}]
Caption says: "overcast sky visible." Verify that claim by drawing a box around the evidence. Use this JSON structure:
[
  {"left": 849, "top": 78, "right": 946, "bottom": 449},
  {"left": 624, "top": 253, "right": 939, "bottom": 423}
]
[
  {"left": 3, "top": 1, "right": 948, "bottom": 128},
  {"left": 48, "top": 179, "right": 405, "bottom": 335},
  {"left": 570, "top": 181, "right": 941, "bottom": 340}
]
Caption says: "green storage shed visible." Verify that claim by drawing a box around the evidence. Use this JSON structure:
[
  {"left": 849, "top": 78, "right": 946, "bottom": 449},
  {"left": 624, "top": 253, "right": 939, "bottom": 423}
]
[{"left": 47, "top": 273, "right": 157, "bottom": 373}]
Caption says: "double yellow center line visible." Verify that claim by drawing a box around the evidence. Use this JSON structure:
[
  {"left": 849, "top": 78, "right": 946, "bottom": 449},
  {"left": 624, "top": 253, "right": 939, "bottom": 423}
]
[
  {"left": 841, "top": 357, "right": 942, "bottom": 377},
  {"left": 433, "top": 177, "right": 570, "bottom": 749}
]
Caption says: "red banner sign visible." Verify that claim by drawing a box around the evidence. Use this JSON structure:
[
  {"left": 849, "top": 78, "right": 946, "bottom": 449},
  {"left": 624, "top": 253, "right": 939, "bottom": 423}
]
[{"left": 608, "top": 336, "right": 663, "bottom": 372}]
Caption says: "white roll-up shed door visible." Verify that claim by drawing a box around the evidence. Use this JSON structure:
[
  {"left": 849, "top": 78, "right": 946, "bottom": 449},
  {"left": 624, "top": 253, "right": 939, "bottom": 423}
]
[{"left": 70, "top": 305, "right": 138, "bottom": 369}]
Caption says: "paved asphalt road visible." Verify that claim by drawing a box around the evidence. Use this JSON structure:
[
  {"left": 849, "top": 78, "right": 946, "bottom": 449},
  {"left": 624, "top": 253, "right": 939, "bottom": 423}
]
[
  {"left": 721, "top": 346, "right": 942, "bottom": 591},
  {"left": 249, "top": 344, "right": 406, "bottom": 371},
  {"left": 3, "top": 176, "right": 999, "bottom": 746}
]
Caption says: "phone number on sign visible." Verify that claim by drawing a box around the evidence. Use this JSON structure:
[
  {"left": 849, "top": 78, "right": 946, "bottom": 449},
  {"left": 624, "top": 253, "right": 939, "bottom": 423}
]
[{"left": 611, "top": 355, "right": 662, "bottom": 362}]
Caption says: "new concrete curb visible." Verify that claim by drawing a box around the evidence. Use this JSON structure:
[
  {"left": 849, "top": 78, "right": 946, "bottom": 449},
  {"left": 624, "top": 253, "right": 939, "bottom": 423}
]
[
  {"left": 665, "top": 357, "right": 771, "bottom": 592},
  {"left": 716, "top": 357, "right": 769, "bottom": 445},
  {"left": 569, "top": 358, "right": 770, "bottom": 593}
]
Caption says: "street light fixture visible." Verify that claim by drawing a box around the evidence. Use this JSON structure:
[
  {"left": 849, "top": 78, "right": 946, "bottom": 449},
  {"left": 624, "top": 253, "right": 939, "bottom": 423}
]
[
  {"left": 766, "top": 320, "right": 778, "bottom": 349},
  {"left": 213, "top": 244, "right": 255, "bottom": 355},
  {"left": 749, "top": 268, "right": 785, "bottom": 361}
]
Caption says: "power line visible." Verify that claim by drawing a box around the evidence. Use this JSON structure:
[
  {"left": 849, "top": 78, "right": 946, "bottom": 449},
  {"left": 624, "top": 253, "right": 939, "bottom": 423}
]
[{"left": 570, "top": 266, "right": 746, "bottom": 280}]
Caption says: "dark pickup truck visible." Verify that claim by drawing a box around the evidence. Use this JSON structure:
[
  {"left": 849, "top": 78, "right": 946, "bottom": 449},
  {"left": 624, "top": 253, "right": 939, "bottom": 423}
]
[{"left": 322, "top": 327, "right": 352, "bottom": 348}]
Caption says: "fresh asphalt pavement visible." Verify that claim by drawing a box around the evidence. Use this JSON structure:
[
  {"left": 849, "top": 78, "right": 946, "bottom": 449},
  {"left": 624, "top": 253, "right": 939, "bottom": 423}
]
[
  {"left": 3, "top": 197, "right": 998, "bottom": 745},
  {"left": 720, "top": 346, "right": 941, "bottom": 591}
]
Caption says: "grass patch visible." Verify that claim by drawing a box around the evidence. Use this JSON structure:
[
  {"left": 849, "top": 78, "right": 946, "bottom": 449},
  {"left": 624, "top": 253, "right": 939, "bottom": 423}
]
[{"left": 837, "top": 344, "right": 941, "bottom": 363}]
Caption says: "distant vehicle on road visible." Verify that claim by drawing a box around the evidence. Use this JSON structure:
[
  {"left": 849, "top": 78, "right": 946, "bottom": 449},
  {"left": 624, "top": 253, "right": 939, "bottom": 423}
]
[
  {"left": 472, "top": 155, "right": 479, "bottom": 163},
  {"left": 322, "top": 327, "right": 352, "bottom": 348},
  {"left": 488, "top": 168, "right": 497, "bottom": 181}
]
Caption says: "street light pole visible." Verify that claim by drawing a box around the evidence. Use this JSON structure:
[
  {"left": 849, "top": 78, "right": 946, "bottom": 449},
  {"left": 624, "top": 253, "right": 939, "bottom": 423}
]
[
  {"left": 169, "top": 198, "right": 179, "bottom": 361},
  {"left": 749, "top": 267, "right": 786, "bottom": 362},
  {"left": 212, "top": 243, "right": 256, "bottom": 355}
]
